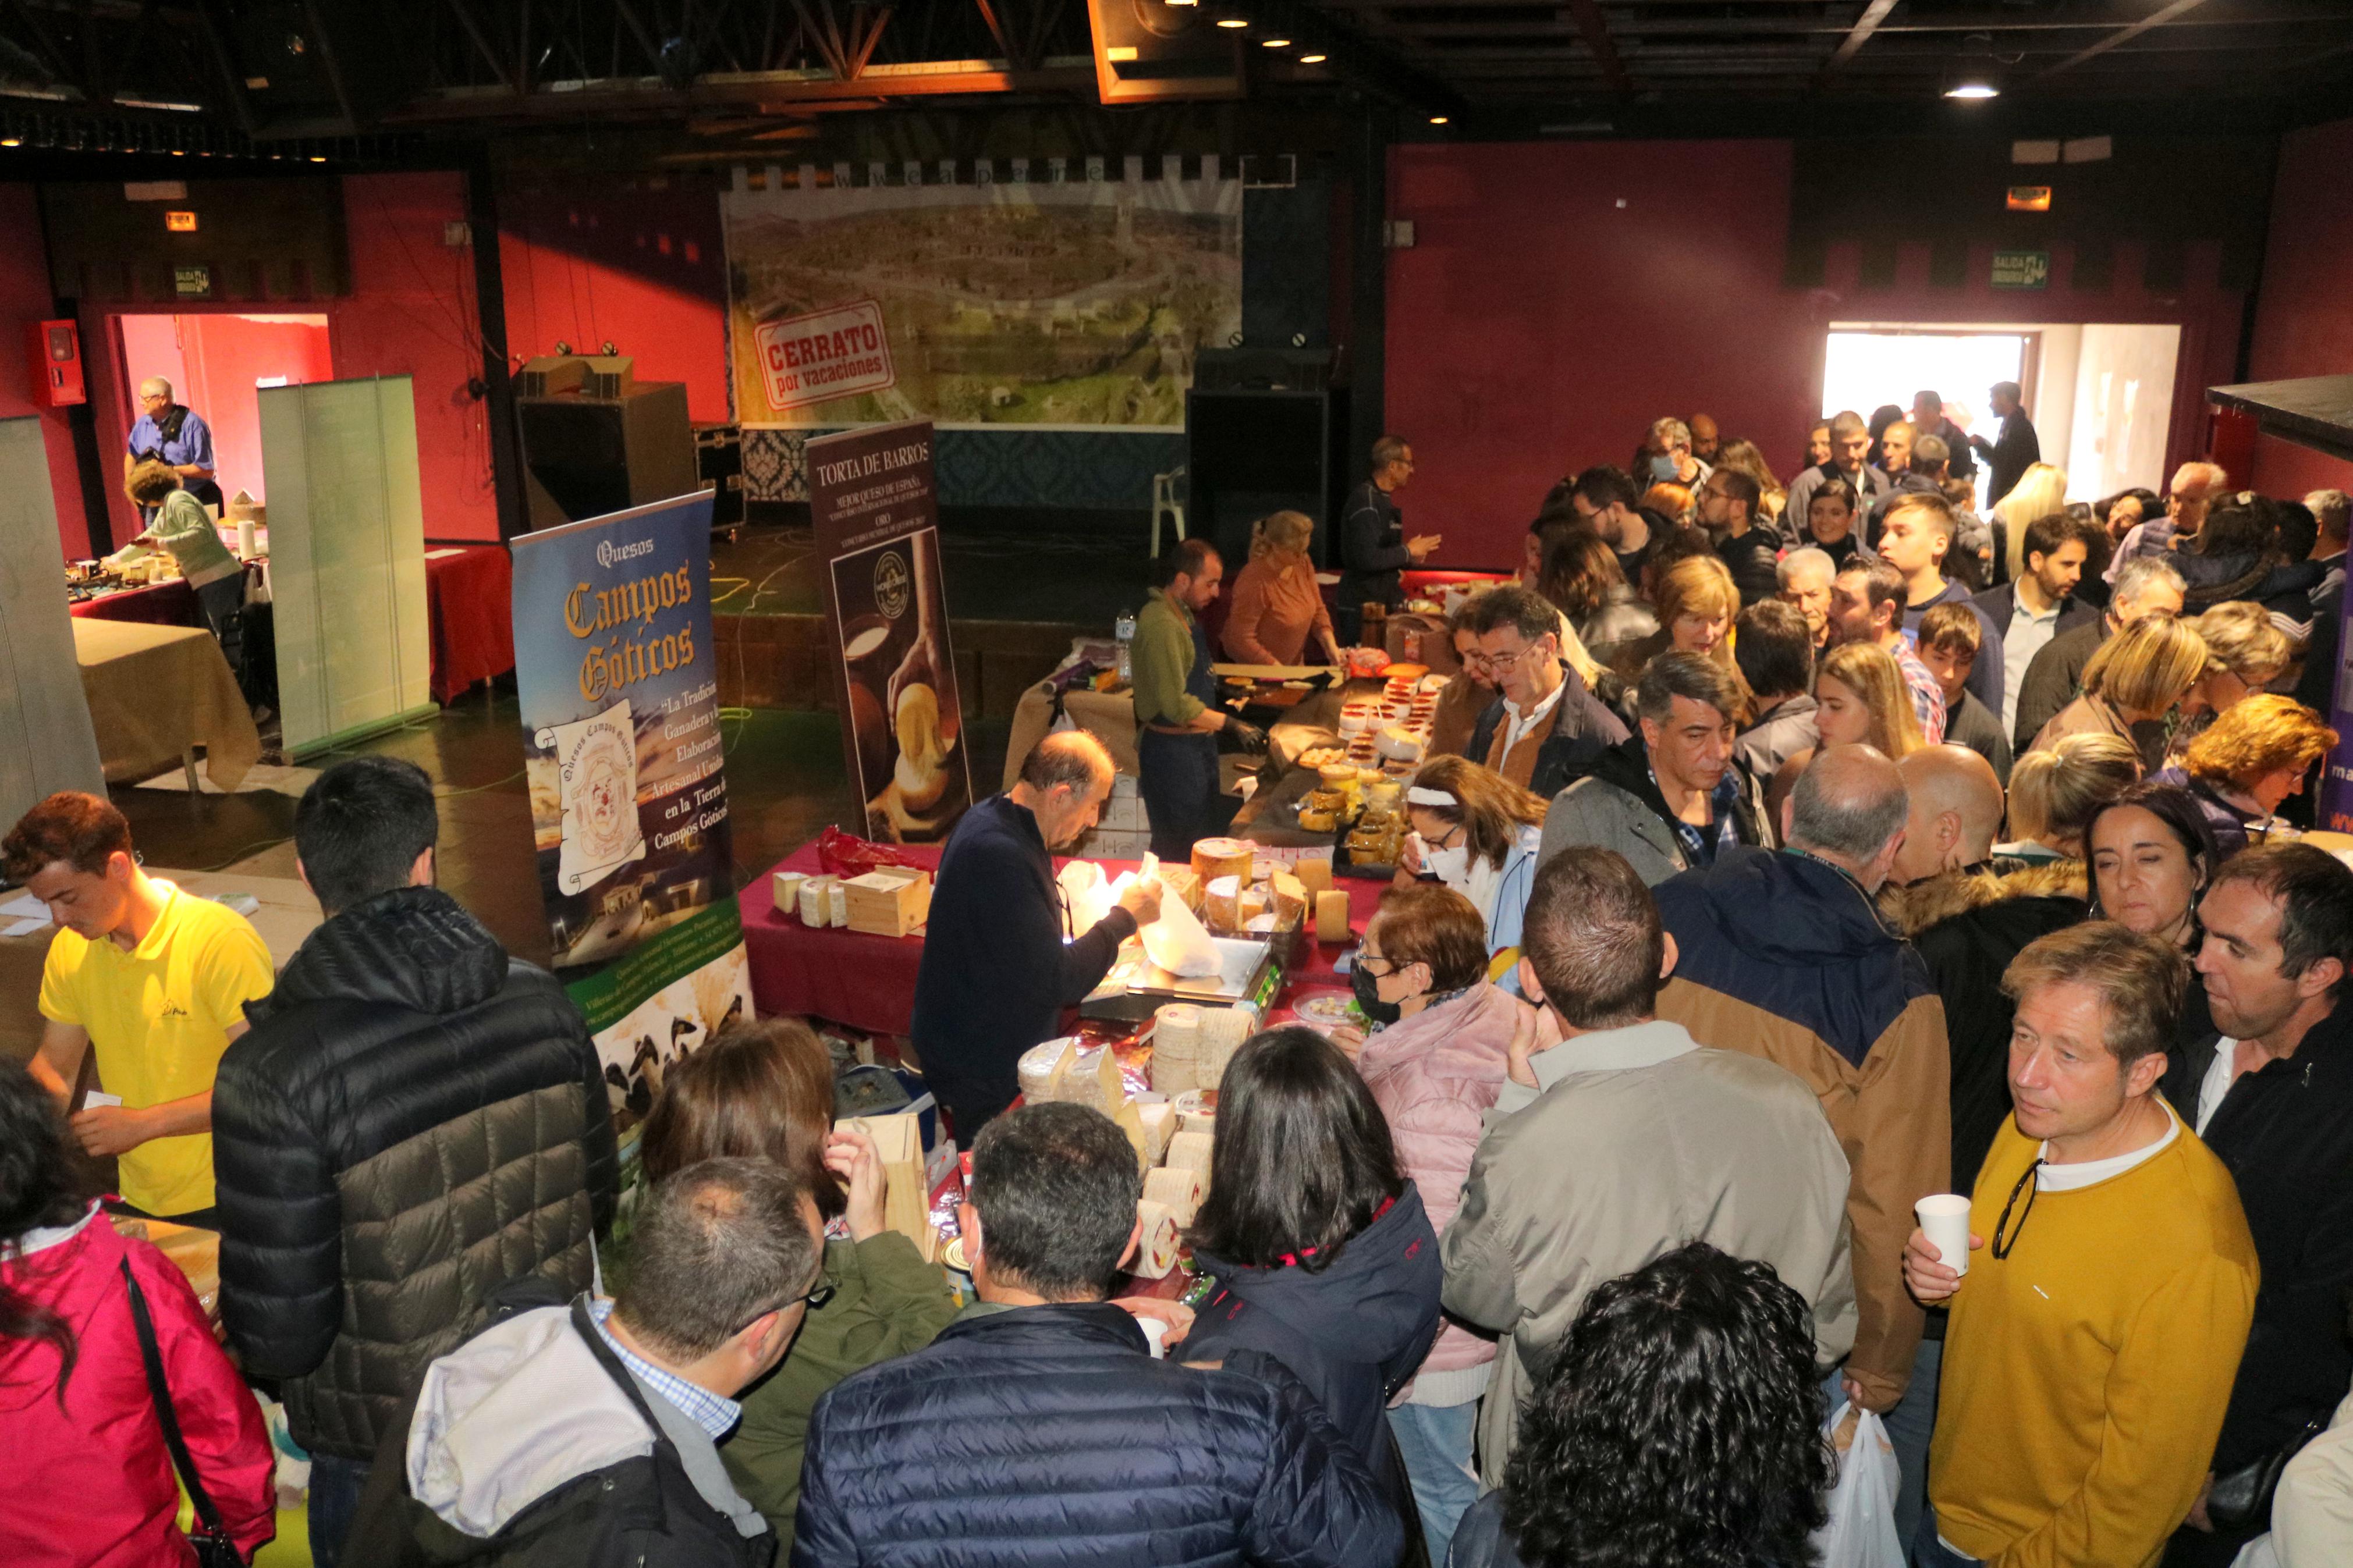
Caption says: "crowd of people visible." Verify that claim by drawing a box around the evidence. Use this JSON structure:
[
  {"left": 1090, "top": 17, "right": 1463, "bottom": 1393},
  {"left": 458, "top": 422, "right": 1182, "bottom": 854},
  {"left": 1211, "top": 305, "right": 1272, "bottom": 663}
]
[{"left": 6, "top": 386, "right": 2353, "bottom": 1568}]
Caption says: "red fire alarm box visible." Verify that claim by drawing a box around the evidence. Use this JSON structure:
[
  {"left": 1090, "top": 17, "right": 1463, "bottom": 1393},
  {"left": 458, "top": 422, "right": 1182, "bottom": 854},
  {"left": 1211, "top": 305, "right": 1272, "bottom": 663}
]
[{"left": 24, "top": 319, "right": 83, "bottom": 407}]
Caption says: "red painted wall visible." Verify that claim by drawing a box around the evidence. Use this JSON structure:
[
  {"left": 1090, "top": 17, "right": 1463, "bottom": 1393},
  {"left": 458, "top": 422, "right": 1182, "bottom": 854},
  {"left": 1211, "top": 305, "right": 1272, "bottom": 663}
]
[
  {"left": 496, "top": 179, "right": 730, "bottom": 424},
  {"left": 117, "top": 311, "right": 333, "bottom": 507},
  {"left": 2245, "top": 117, "right": 2353, "bottom": 499},
  {"left": 84, "top": 172, "right": 502, "bottom": 546},
  {"left": 1385, "top": 140, "right": 2252, "bottom": 569},
  {"left": 0, "top": 185, "right": 94, "bottom": 559}
]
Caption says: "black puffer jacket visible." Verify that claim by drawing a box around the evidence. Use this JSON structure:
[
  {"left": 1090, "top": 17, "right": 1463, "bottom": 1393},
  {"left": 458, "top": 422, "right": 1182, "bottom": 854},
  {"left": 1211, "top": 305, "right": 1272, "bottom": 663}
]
[
  {"left": 213, "top": 887, "right": 617, "bottom": 1459},
  {"left": 793, "top": 1302, "right": 1404, "bottom": 1567}
]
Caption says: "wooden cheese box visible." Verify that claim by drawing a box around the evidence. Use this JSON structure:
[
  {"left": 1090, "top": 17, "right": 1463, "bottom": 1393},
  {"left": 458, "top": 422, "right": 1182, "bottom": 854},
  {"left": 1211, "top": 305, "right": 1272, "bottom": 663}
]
[{"left": 842, "top": 869, "right": 932, "bottom": 937}]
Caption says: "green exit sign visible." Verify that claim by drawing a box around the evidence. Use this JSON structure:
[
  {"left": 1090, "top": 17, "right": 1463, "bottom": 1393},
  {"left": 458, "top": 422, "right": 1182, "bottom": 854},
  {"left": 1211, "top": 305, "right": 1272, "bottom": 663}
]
[{"left": 1992, "top": 250, "right": 2050, "bottom": 290}]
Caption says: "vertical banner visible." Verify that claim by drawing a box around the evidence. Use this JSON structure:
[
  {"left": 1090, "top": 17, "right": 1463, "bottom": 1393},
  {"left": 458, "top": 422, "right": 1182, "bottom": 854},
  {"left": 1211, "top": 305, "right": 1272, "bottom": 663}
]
[
  {"left": 512, "top": 490, "right": 753, "bottom": 1128},
  {"left": 809, "top": 421, "right": 972, "bottom": 842},
  {"left": 2322, "top": 606, "right": 2353, "bottom": 833}
]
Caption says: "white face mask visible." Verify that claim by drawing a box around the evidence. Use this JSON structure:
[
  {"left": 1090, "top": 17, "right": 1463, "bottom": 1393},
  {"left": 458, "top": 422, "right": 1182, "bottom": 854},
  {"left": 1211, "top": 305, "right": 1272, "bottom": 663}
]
[{"left": 1412, "top": 831, "right": 1471, "bottom": 888}]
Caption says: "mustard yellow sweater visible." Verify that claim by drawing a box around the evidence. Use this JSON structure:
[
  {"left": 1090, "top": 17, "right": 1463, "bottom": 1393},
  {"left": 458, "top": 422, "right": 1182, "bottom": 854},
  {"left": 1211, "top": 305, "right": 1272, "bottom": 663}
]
[{"left": 1929, "top": 1107, "right": 2258, "bottom": 1567}]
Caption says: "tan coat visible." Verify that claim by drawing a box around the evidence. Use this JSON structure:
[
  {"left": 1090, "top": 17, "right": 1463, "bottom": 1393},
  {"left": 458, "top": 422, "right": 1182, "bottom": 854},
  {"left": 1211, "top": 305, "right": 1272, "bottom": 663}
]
[{"left": 1441, "top": 1019, "right": 1857, "bottom": 1488}]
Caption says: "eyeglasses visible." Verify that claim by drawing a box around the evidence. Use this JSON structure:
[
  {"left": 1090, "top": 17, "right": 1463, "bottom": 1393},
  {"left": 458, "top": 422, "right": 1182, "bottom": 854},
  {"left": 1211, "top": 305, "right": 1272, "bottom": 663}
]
[
  {"left": 1990, "top": 1158, "right": 2042, "bottom": 1260},
  {"left": 1468, "top": 642, "right": 1544, "bottom": 673},
  {"left": 732, "top": 1271, "right": 836, "bottom": 1335}
]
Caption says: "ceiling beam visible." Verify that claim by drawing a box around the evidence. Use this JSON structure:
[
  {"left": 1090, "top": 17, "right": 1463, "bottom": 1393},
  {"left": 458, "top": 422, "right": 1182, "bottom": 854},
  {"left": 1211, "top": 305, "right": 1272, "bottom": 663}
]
[
  {"left": 390, "top": 60, "right": 1094, "bottom": 123},
  {"left": 2040, "top": 0, "right": 2210, "bottom": 77},
  {"left": 1826, "top": 0, "right": 1903, "bottom": 70}
]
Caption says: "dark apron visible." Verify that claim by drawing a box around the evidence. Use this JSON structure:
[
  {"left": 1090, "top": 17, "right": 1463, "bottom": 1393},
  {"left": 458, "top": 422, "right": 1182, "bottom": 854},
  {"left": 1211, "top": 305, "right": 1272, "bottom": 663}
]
[{"left": 1140, "top": 611, "right": 1226, "bottom": 859}]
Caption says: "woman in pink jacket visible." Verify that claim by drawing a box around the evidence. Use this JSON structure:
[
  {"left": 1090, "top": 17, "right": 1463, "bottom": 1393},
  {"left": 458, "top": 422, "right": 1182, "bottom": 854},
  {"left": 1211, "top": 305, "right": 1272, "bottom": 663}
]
[
  {"left": 0, "top": 1061, "right": 275, "bottom": 1567},
  {"left": 1340, "top": 884, "right": 1531, "bottom": 1564}
]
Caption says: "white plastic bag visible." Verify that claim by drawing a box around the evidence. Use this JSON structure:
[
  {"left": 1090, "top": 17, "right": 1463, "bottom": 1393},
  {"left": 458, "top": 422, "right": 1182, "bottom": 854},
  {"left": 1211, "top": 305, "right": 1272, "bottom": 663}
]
[
  {"left": 1811, "top": 1402, "right": 1904, "bottom": 1568},
  {"left": 1058, "top": 860, "right": 1114, "bottom": 934},
  {"left": 1132, "top": 857, "right": 1219, "bottom": 979}
]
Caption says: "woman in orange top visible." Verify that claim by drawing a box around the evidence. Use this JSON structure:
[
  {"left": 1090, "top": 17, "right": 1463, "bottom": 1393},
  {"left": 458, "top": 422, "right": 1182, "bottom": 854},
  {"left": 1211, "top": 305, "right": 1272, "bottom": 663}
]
[{"left": 1221, "top": 510, "right": 1344, "bottom": 667}]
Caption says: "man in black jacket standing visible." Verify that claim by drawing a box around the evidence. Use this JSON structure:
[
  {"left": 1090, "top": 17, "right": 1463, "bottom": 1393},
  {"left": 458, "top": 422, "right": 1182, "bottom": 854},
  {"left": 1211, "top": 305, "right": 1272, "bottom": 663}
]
[
  {"left": 1337, "top": 434, "right": 1441, "bottom": 639},
  {"left": 796, "top": 1102, "right": 1402, "bottom": 1568},
  {"left": 2161, "top": 844, "right": 2353, "bottom": 1566},
  {"left": 1967, "top": 380, "right": 2040, "bottom": 506},
  {"left": 212, "top": 757, "right": 618, "bottom": 1568},
  {"left": 911, "top": 732, "right": 1161, "bottom": 1138}
]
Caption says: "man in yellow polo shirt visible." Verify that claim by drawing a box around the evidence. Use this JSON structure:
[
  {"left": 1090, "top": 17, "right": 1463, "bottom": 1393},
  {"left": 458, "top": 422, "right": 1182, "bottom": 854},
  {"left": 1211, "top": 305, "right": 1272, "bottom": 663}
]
[{"left": 5, "top": 791, "right": 272, "bottom": 1226}]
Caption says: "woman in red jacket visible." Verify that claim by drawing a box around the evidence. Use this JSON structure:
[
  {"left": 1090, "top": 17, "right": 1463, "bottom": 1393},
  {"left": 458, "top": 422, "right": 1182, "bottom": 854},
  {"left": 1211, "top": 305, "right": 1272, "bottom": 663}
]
[{"left": 0, "top": 1060, "right": 275, "bottom": 1567}]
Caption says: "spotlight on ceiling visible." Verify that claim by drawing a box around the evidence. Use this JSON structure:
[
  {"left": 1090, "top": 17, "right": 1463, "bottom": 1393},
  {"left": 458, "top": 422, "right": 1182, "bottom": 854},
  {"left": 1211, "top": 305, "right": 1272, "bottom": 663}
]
[
  {"left": 1298, "top": 53, "right": 1326, "bottom": 63},
  {"left": 1429, "top": 115, "right": 1450, "bottom": 126},
  {"left": 1215, "top": 17, "right": 1247, "bottom": 28},
  {"left": 1262, "top": 38, "right": 1289, "bottom": 47},
  {"left": 1944, "top": 81, "right": 1999, "bottom": 99}
]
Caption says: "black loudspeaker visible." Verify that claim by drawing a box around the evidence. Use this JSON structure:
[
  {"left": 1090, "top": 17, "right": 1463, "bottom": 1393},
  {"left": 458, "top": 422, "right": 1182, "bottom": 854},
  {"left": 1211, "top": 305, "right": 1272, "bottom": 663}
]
[
  {"left": 1186, "top": 386, "right": 1351, "bottom": 568},
  {"left": 1195, "top": 347, "right": 1335, "bottom": 392},
  {"left": 516, "top": 382, "right": 698, "bottom": 531}
]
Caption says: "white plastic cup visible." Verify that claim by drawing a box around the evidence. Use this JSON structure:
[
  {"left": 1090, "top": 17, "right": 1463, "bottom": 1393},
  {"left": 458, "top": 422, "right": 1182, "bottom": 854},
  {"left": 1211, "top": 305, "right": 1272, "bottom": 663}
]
[{"left": 1916, "top": 1193, "right": 1974, "bottom": 1276}]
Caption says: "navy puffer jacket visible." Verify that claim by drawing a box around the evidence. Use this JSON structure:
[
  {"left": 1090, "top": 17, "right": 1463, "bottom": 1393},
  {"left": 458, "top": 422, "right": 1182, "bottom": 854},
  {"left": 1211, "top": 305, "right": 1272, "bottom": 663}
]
[
  {"left": 792, "top": 1302, "right": 1404, "bottom": 1567},
  {"left": 1184, "top": 1182, "right": 1445, "bottom": 1506}
]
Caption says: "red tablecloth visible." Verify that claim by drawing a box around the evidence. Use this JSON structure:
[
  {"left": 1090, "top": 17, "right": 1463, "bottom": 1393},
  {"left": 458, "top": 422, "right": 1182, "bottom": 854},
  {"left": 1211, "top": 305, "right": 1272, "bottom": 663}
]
[
  {"left": 72, "top": 577, "right": 202, "bottom": 625},
  {"left": 426, "top": 546, "right": 515, "bottom": 703},
  {"left": 739, "top": 841, "right": 1384, "bottom": 1039}
]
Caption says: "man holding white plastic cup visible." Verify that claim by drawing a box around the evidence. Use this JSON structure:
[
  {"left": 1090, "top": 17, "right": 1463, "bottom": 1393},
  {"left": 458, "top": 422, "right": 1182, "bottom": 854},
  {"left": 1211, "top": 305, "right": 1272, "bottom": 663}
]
[{"left": 1902, "top": 922, "right": 2258, "bottom": 1568}]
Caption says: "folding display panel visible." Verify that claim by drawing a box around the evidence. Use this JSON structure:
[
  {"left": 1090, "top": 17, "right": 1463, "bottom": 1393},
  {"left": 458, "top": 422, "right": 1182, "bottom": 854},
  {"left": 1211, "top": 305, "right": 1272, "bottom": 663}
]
[
  {"left": 0, "top": 416, "right": 106, "bottom": 827},
  {"left": 260, "top": 375, "right": 432, "bottom": 758}
]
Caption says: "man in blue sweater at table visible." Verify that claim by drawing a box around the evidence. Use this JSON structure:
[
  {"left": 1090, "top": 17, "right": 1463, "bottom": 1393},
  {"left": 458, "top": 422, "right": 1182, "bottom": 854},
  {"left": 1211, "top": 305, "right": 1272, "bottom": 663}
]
[{"left": 911, "top": 731, "right": 1162, "bottom": 1139}]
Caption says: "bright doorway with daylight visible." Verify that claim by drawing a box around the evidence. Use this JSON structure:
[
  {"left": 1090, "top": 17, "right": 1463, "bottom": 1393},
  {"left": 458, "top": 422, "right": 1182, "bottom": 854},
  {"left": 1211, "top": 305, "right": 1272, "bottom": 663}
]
[
  {"left": 1823, "top": 323, "right": 2182, "bottom": 506},
  {"left": 115, "top": 312, "right": 334, "bottom": 506}
]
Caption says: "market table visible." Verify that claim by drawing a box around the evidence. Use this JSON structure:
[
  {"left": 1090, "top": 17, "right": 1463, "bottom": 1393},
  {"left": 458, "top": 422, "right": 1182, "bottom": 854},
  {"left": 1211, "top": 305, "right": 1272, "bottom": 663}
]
[
  {"left": 738, "top": 841, "right": 1383, "bottom": 1041},
  {"left": 425, "top": 545, "right": 515, "bottom": 703},
  {"left": 72, "top": 618, "right": 262, "bottom": 792}
]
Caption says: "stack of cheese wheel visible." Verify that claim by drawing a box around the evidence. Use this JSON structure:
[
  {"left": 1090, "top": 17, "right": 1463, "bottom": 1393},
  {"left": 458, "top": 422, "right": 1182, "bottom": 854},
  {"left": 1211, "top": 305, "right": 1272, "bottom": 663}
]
[
  {"left": 1173, "top": 1089, "right": 1217, "bottom": 1135},
  {"left": 1132, "top": 1197, "right": 1183, "bottom": 1278},
  {"left": 1152, "top": 1004, "right": 1202, "bottom": 1094},
  {"left": 1144, "top": 1163, "right": 1205, "bottom": 1227},
  {"left": 1197, "top": 1006, "right": 1254, "bottom": 1090},
  {"left": 1190, "top": 837, "right": 1254, "bottom": 890},
  {"left": 1167, "top": 1129, "right": 1215, "bottom": 1185},
  {"left": 1133, "top": 1097, "right": 1177, "bottom": 1163}
]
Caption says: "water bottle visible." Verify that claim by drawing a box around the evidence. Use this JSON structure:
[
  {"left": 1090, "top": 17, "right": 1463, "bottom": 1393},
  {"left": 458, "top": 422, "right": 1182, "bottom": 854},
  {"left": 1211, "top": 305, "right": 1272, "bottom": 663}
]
[{"left": 1115, "top": 611, "right": 1136, "bottom": 684}]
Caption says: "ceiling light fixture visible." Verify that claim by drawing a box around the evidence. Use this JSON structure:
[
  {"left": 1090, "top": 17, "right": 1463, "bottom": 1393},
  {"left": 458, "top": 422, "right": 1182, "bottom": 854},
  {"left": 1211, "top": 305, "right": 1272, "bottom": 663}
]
[
  {"left": 1215, "top": 17, "right": 1248, "bottom": 28},
  {"left": 1429, "top": 115, "right": 1450, "bottom": 125},
  {"left": 1262, "top": 38, "right": 1289, "bottom": 47},
  {"left": 1298, "top": 53, "right": 1326, "bottom": 63},
  {"left": 1944, "top": 81, "right": 1999, "bottom": 99}
]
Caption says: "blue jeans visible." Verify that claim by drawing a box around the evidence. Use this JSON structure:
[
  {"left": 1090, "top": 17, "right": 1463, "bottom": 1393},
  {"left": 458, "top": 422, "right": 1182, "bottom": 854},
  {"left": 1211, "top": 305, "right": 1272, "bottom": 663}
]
[
  {"left": 1912, "top": 1507, "right": 1982, "bottom": 1567},
  {"left": 1884, "top": 1335, "right": 1944, "bottom": 1548},
  {"left": 1137, "top": 728, "right": 1222, "bottom": 861},
  {"left": 1389, "top": 1401, "right": 1482, "bottom": 1567},
  {"left": 308, "top": 1453, "right": 368, "bottom": 1568}
]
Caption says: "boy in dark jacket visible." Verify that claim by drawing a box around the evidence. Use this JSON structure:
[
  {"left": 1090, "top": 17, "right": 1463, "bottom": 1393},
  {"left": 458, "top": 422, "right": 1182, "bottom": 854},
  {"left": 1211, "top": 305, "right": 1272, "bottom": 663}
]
[
  {"left": 796, "top": 1102, "right": 1404, "bottom": 1568},
  {"left": 212, "top": 758, "right": 618, "bottom": 1566}
]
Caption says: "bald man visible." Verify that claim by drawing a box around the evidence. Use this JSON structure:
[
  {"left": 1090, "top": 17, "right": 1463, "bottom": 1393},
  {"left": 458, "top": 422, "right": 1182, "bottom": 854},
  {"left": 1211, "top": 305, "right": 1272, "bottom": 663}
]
[
  {"left": 911, "top": 731, "right": 1162, "bottom": 1135},
  {"left": 125, "top": 376, "right": 221, "bottom": 514},
  {"left": 2113, "top": 459, "right": 2231, "bottom": 578},
  {"left": 1687, "top": 412, "right": 1720, "bottom": 463},
  {"left": 1873, "top": 745, "right": 2089, "bottom": 1542},
  {"left": 1649, "top": 745, "right": 1948, "bottom": 1427}
]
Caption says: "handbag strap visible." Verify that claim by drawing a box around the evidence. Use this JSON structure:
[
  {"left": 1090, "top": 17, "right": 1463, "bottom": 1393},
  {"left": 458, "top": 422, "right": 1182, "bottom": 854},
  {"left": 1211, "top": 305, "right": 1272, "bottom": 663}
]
[{"left": 119, "top": 1257, "right": 234, "bottom": 1545}]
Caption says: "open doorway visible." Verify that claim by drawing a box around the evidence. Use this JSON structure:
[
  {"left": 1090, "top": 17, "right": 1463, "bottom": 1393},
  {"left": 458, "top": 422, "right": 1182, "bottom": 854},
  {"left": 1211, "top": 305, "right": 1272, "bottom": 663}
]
[
  {"left": 1823, "top": 322, "right": 2181, "bottom": 506},
  {"left": 115, "top": 312, "right": 333, "bottom": 504}
]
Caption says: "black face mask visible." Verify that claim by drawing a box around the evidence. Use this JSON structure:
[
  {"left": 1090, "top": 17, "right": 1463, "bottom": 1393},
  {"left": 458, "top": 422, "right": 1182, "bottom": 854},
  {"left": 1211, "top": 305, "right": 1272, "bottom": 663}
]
[{"left": 1352, "top": 959, "right": 1403, "bottom": 1027}]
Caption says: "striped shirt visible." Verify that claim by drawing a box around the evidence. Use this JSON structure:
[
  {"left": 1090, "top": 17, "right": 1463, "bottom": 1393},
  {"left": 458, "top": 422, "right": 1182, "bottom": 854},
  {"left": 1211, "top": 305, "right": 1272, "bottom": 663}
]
[{"left": 587, "top": 1297, "right": 743, "bottom": 1440}]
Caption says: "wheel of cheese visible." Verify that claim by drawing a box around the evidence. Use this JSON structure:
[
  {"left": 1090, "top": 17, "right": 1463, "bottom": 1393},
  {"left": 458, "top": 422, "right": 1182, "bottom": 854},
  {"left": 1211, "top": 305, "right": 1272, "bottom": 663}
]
[
  {"left": 1190, "top": 837, "right": 1254, "bottom": 889},
  {"left": 1166, "top": 1129, "right": 1216, "bottom": 1182},
  {"left": 1133, "top": 1198, "right": 1183, "bottom": 1278},
  {"left": 1152, "top": 1004, "right": 1201, "bottom": 1094},
  {"left": 1203, "top": 874, "right": 1241, "bottom": 935},
  {"left": 1144, "top": 1165, "right": 1204, "bottom": 1226}
]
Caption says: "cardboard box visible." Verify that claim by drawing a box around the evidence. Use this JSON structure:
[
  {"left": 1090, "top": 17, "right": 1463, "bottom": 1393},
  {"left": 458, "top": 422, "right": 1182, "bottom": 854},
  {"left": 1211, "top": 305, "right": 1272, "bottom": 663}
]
[{"left": 842, "top": 869, "right": 931, "bottom": 937}]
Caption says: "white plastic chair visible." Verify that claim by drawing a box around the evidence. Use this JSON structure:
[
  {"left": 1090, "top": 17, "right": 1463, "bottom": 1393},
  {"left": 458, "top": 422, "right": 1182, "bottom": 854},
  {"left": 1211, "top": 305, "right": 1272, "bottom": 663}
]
[{"left": 1152, "top": 465, "right": 1188, "bottom": 557}]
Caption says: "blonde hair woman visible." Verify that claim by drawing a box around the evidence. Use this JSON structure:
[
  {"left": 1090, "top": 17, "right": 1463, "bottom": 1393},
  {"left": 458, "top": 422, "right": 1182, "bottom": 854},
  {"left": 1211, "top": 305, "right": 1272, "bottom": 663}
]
[
  {"left": 1396, "top": 753, "right": 1549, "bottom": 961},
  {"left": 2188, "top": 601, "right": 2289, "bottom": 712},
  {"left": 2000, "top": 732, "right": 2141, "bottom": 862},
  {"left": 1620, "top": 554, "right": 1742, "bottom": 685},
  {"left": 1766, "top": 641, "right": 1925, "bottom": 819},
  {"left": 1994, "top": 462, "right": 2070, "bottom": 582},
  {"left": 1220, "top": 509, "right": 1342, "bottom": 667},
  {"left": 2031, "top": 616, "right": 2210, "bottom": 770},
  {"left": 2162, "top": 694, "right": 2339, "bottom": 855}
]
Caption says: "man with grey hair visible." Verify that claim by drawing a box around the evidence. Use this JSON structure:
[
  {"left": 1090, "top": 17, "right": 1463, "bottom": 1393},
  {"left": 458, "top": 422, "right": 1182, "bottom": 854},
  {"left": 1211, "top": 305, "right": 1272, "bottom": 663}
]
[
  {"left": 2012, "top": 554, "right": 2187, "bottom": 754},
  {"left": 1537, "top": 651, "right": 1773, "bottom": 887},
  {"left": 125, "top": 374, "right": 222, "bottom": 513},
  {"left": 2114, "top": 459, "right": 2231, "bottom": 575},
  {"left": 1778, "top": 545, "right": 1837, "bottom": 650},
  {"left": 365, "top": 1158, "right": 827, "bottom": 1562},
  {"left": 2308, "top": 488, "right": 2348, "bottom": 607},
  {"left": 1651, "top": 746, "right": 1951, "bottom": 1437},
  {"left": 1641, "top": 415, "right": 1710, "bottom": 489}
]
